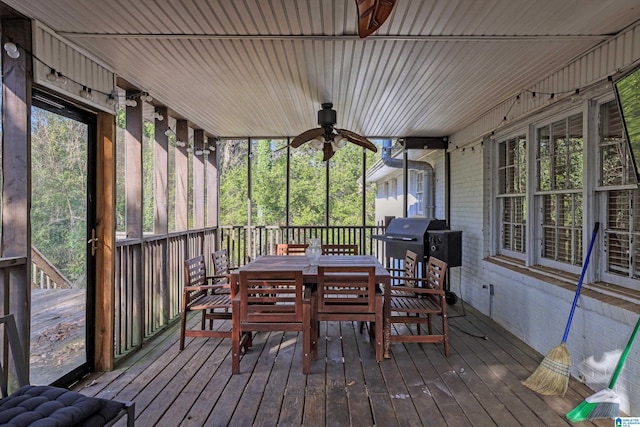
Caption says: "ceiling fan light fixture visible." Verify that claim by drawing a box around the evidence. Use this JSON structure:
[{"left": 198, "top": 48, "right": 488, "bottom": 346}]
[
  {"left": 334, "top": 136, "right": 348, "bottom": 148},
  {"left": 291, "top": 102, "right": 377, "bottom": 161},
  {"left": 310, "top": 138, "right": 324, "bottom": 150}
]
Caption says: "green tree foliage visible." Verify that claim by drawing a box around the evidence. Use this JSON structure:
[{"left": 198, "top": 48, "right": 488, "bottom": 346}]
[
  {"left": 31, "top": 107, "right": 88, "bottom": 286},
  {"left": 115, "top": 109, "right": 155, "bottom": 233},
  {"left": 330, "top": 144, "right": 367, "bottom": 226},
  {"left": 219, "top": 139, "right": 248, "bottom": 226},
  {"left": 221, "top": 138, "right": 378, "bottom": 227},
  {"left": 251, "top": 139, "right": 287, "bottom": 226},
  {"left": 289, "top": 147, "right": 326, "bottom": 226}
]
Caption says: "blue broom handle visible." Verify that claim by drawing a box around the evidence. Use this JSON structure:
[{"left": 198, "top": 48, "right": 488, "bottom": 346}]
[
  {"left": 608, "top": 316, "right": 640, "bottom": 388},
  {"left": 562, "top": 222, "right": 600, "bottom": 343}
]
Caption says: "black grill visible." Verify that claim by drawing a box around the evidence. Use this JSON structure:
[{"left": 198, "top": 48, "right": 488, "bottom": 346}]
[
  {"left": 374, "top": 217, "right": 463, "bottom": 305},
  {"left": 373, "top": 217, "right": 448, "bottom": 260}
]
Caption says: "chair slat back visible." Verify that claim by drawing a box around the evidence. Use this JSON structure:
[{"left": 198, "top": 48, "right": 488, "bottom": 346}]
[
  {"left": 239, "top": 270, "right": 304, "bottom": 323},
  {"left": 404, "top": 250, "right": 418, "bottom": 287},
  {"left": 317, "top": 266, "right": 376, "bottom": 313},
  {"left": 276, "top": 244, "right": 308, "bottom": 256},
  {"left": 321, "top": 244, "right": 359, "bottom": 255},
  {"left": 426, "top": 257, "right": 447, "bottom": 290},
  {"left": 212, "top": 249, "right": 231, "bottom": 283},
  {"left": 185, "top": 255, "right": 207, "bottom": 286}
]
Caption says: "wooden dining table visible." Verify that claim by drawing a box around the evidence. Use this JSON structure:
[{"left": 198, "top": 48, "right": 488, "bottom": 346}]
[{"left": 231, "top": 255, "right": 394, "bottom": 358}]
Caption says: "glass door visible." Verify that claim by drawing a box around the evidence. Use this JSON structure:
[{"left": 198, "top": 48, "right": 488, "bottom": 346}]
[{"left": 30, "top": 91, "right": 96, "bottom": 386}]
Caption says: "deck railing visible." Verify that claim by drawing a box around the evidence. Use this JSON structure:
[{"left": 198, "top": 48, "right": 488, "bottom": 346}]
[
  {"left": 31, "top": 247, "right": 73, "bottom": 289},
  {"left": 114, "top": 229, "right": 217, "bottom": 358},
  {"left": 219, "top": 225, "right": 386, "bottom": 266},
  {"left": 113, "top": 225, "right": 386, "bottom": 359}
]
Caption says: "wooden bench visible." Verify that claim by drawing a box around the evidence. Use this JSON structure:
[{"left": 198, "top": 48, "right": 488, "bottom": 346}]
[{"left": 0, "top": 314, "right": 134, "bottom": 426}]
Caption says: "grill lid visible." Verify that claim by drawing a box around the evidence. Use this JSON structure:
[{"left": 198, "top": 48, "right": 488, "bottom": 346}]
[{"left": 382, "top": 218, "right": 447, "bottom": 239}]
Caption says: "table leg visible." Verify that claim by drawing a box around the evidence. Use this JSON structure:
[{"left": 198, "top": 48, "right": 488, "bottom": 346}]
[{"left": 383, "top": 280, "right": 391, "bottom": 359}]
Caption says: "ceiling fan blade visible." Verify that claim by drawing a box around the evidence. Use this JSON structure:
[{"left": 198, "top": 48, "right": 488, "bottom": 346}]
[
  {"left": 291, "top": 128, "right": 324, "bottom": 148},
  {"left": 323, "top": 143, "right": 335, "bottom": 161},
  {"left": 355, "top": 0, "right": 398, "bottom": 38},
  {"left": 336, "top": 128, "right": 378, "bottom": 153}
]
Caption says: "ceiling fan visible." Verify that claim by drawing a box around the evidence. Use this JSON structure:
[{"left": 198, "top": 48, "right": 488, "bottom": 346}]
[
  {"left": 355, "top": 0, "right": 398, "bottom": 38},
  {"left": 291, "top": 103, "right": 378, "bottom": 161}
]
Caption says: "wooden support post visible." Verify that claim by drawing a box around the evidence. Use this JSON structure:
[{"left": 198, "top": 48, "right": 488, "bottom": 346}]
[
  {"left": 193, "top": 130, "right": 205, "bottom": 229},
  {"left": 154, "top": 107, "right": 169, "bottom": 235},
  {"left": 95, "top": 110, "right": 116, "bottom": 371},
  {"left": 125, "top": 90, "right": 143, "bottom": 238},
  {"left": 175, "top": 120, "right": 189, "bottom": 231},
  {"left": 206, "top": 137, "right": 219, "bottom": 228},
  {"left": 1, "top": 17, "right": 32, "bottom": 372}
]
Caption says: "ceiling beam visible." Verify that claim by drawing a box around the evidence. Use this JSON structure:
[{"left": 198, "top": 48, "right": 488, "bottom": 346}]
[{"left": 57, "top": 32, "right": 612, "bottom": 42}]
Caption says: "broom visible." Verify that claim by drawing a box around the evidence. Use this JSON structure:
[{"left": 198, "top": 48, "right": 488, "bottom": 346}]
[
  {"left": 566, "top": 315, "right": 640, "bottom": 422},
  {"left": 522, "top": 222, "right": 600, "bottom": 397}
]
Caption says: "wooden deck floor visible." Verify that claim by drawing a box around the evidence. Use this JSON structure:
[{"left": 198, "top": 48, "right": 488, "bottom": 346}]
[{"left": 72, "top": 303, "right": 611, "bottom": 426}]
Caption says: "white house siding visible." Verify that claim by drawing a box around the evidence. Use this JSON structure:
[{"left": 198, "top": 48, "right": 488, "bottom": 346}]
[
  {"left": 374, "top": 170, "right": 404, "bottom": 224},
  {"left": 447, "top": 23, "right": 640, "bottom": 414}
]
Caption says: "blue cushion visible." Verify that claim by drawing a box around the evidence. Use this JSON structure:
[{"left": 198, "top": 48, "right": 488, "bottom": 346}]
[{"left": 0, "top": 385, "right": 125, "bottom": 427}]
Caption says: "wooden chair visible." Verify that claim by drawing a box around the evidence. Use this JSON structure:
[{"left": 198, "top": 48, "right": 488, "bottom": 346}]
[
  {"left": 211, "top": 249, "right": 236, "bottom": 287},
  {"left": 232, "top": 270, "right": 312, "bottom": 374},
  {"left": 385, "top": 255, "right": 449, "bottom": 356},
  {"left": 276, "top": 243, "right": 309, "bottom": 255},
  {"left": 321, "top": 244, "right": 359, "bottom": 255},
  {"left": 313, "top": 266, "right": 383, "bottom": 361},
  {"left": 181, "top": 255, "right": 249, "bottom": 351}
]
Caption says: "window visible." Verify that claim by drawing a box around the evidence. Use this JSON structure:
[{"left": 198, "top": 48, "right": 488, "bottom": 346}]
[
  {"left": 598, "top": 100, "right": 640, "bottom": 281},
  {"left": 409, "top": 171, "right": 424, "bottom": 216},
  {"left": 536, "top": 113, "right": 583, "bottom": 266},
  {"left": 497, "top": 134, "right": 527, "bottom": 254},
  {"left": 390, "top": 178, "right": 397, "bottom": 199}
]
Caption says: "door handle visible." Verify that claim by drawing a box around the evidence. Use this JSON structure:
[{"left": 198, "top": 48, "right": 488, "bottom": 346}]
[{"left": 88, "top": 229, "right": 98, "bottom": 256}]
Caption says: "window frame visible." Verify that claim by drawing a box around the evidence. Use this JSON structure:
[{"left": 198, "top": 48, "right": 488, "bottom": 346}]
[
  {"left": 533, "top": 108, "right": 585, "bottom": 273},
  {"left": 494, "top": 132, "right": 528, "bottom": 260},
  {"left": 596, "top": 96, "right": 640, "bottom": 289}
]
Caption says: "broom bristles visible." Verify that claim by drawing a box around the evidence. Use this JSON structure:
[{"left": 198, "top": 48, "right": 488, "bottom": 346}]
[
  {"left": 585, "top": 402, "right": 619, "bottom": 420},
  {"left": 567, "top": 388, "right": 620, "bottom": 421},
  {"left": 522, "top": 342, "right": 571, "bottom": 396}
]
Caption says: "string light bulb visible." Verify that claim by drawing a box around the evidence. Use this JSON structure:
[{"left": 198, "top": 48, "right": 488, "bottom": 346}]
[
  {"left": 571, "top": 88, "right": 582, "bottom": 102},
  {"left": 154, "top": 111, "right": 164, "bottom": 121},
  {"left": 3, "top": 42, "right": 19, "bottom": 59},
  {"left": 124, "top": 98, "right": 137, "bottom": 107},
  {"left": 141, "top": 92, "right": 153, "bottom": 102},
  {"left": 79, "top": 86, "right": 93, "bottom": 100},
  {"left": 106, "top": 94, "right": 117, "bottom": 106},
  {"left": 46, "top": 68, "right": 58, "bottom": 82},
  {"left": 56, "top": 72, "right": 67, "bottom": 85}
]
